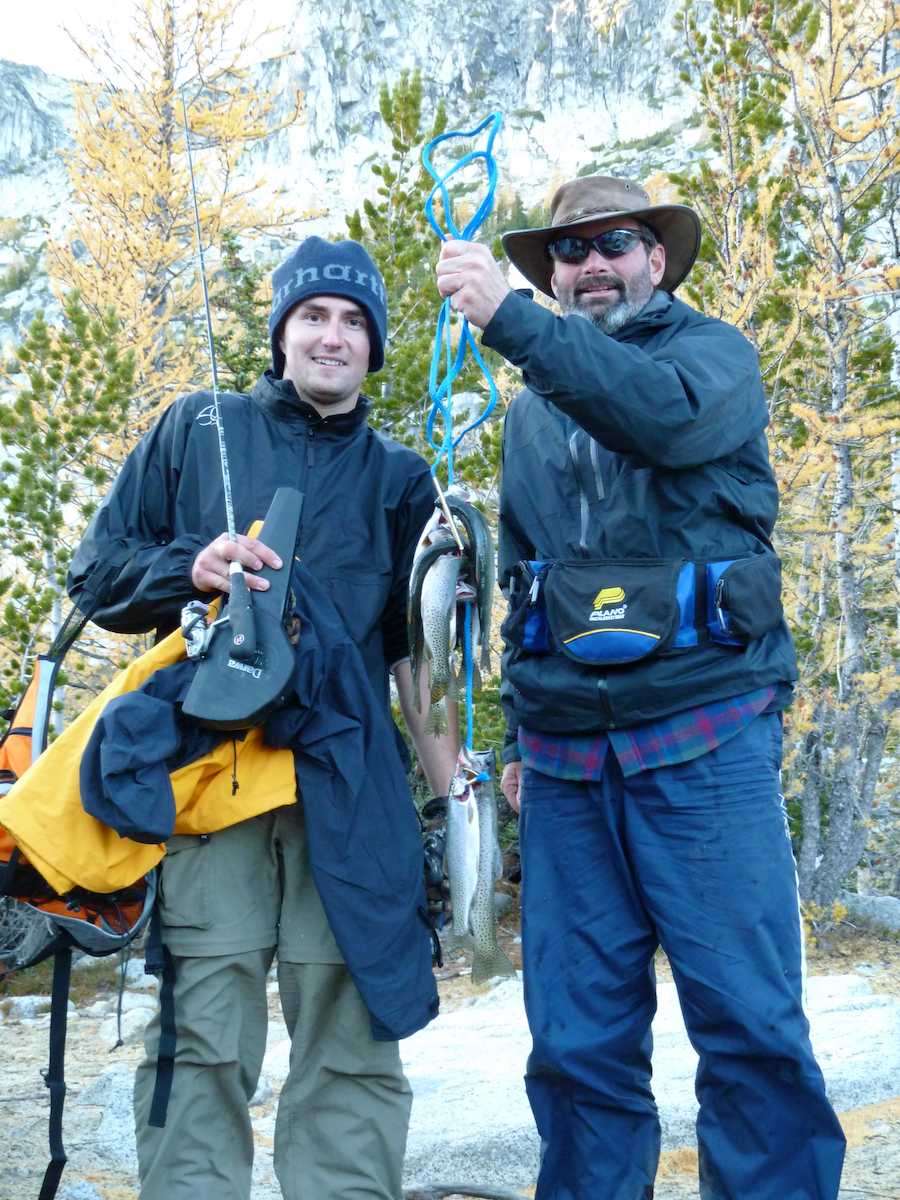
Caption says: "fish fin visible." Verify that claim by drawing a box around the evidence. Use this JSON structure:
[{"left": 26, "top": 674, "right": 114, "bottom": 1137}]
[
  {"left": 446, "top": 670, "right": 459, "bottom": 703},
  {"left": 423, "top": 701, "right": 448, "bottom": 736},
  {"left": 480, "top": 642, "right": 492, "bottom": 675},
  {"left": 440, "top": 930, "right": 475, "bottom": 955},
  {"left": 471, "top": 943, "right": 517, "bottom": 987},
  {"left": 467, "top": 659, "right": 482, "bottom": 693}
]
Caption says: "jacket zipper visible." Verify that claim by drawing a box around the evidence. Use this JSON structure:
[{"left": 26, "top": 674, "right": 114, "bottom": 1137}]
[
  {"left": 589, "top": 438, "right": 605, "bottom": 501},
  {"left": 307, "top": 427, "right": 316, "bottom": 467},
  {"left": 568, "top": 432, "right": 590, "bottom": 557}
]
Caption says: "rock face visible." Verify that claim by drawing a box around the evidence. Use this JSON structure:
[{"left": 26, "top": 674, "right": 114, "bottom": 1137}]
[
  {"left": 0, "top": 0, "right": 699, "bottom": 237},
  {"left": 0, "top": 59, "right": 72, "bottom": 169},
  {"left": 254, "top": 0, "right": 694, "bottom": 219},
  {"left": 0, "top": 1, "right": 710, "bottom": 349},
  {"left": 0, "top": 59, "right": 72, "bottom": 236}
]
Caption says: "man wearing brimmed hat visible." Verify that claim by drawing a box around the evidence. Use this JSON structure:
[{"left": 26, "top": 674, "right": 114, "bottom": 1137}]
[
  {"left": 437, "top": 178, "right": 844, "bottom": 1199},
  {"left": 69, "top": 236, "right": 457, "bottom": 1200}
]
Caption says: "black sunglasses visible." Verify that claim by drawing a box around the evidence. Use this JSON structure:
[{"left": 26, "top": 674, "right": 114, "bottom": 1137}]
[{"left": 548, "top": 228, "right": 652, "bottom": 264}]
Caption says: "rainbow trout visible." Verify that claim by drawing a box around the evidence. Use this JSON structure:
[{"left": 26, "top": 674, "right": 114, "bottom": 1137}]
[
  {"left": 444, "top": 747, "right": 517, "bottom": 985},
  {"left": 470, "top": 747, "right": 516, "bottom": 985},
  {"left": 443, "top": 755, "right": 480, "bottom": 954},
  {"left": 408, "top": 530, "right": 457, "bottom": 711},
  {"left": 420, "top": 550, "right": 461, "bottom": 705}
]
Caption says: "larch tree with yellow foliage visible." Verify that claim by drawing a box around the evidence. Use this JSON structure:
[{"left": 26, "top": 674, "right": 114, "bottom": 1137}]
[
  {"left": 45, "top": 0, "right": 306, "bottom": 448},
  {"left": 666, "top": 0, "right": 900, "bottom": 907},
  {"left": 0, "top": 0, "right": 310, "bottom": 724}
]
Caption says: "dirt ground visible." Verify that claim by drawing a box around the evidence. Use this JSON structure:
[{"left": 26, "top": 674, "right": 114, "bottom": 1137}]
[{"left": 3, "top": 890, "right": 900, "bottom": 1200}]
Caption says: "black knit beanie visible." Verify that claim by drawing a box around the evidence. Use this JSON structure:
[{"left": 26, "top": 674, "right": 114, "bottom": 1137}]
[{"left": 269, "top": 237, "right": 387, "bottom": 376}]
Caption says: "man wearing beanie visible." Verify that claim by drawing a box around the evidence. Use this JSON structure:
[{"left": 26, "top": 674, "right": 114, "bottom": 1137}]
[{"left": 68, "top": 236, "right": 457, "bottom": 1200}]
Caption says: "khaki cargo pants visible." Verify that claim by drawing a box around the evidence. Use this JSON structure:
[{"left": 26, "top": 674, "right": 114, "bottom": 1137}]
[{"left": 133, "top": 803, "right": 412, "bottom": 1200}]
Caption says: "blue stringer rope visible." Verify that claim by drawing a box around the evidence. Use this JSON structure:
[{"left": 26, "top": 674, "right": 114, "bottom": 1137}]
[
  {"left": 422, "top": 113, "right": 502, "bottom": 750},
  {"left": 422, "top": 112, "right": 502, "bottom": 488}
]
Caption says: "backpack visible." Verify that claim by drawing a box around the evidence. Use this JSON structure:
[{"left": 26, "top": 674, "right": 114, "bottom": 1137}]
[{"left": 0, "top": 600, "right": 156, "bottom": 1200}]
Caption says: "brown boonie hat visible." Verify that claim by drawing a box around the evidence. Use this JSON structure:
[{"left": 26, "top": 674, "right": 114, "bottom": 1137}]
[{"left": 501, "top": 175, "right": 702, "bottom": 297}]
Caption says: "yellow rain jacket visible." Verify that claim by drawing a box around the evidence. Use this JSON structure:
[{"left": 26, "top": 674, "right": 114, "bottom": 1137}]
[{"left": 0, "top": 624, "right": 295, "bottom": 897}]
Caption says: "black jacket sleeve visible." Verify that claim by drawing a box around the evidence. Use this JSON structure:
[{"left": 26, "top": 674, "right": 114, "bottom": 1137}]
[
  {"left": 482, "top": 291, "right": 769, "bottom": 469},
  {"left": 68, "top": 399, "right": 208, "bottom": 634}
]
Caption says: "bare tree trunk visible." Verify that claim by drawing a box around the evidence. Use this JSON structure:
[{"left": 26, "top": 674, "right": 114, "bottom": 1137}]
[
  {"left": 811, "top": 334, "right": 870, "bottom": 905},
  {"left": 797, "top": 709, "right": 824, "bottom": 899}
]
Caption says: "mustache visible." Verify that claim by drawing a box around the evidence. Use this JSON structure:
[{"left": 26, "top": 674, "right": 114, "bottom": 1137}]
[{"left": 574, "top": 275, "right": 624, "bottom": 297}]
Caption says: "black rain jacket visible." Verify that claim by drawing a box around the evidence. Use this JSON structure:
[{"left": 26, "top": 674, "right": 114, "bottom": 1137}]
[
  {"left": 482, "top": 290, "right": 798, "bottom": 760},
  {"left": 69, "top": 371, "right": 436, "bottom": 715}
]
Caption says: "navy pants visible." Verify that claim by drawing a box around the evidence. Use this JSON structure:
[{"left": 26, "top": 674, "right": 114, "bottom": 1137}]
[{"left": 518, "top": 713, "right": 845, "bottom": 1200}]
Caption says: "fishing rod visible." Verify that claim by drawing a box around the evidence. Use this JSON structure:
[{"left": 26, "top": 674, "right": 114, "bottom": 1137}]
[
  {"left": 176, "top": 54, "right": 302, "bottom": 731},
  {"left": 177, "top": 57, "right": 256, "bottom": 663}
]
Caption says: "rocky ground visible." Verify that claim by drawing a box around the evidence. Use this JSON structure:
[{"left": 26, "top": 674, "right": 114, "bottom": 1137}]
[{"left": 2, "top": 902, "right": 899, "bottom": 1200}]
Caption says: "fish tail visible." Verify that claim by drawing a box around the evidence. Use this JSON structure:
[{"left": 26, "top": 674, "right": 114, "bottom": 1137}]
[
  {"left": 424, "top": 701, "right": 448, "bottom": 736},
  {"left": 471, "top": 943, "right": 517, "bottom": 987}
]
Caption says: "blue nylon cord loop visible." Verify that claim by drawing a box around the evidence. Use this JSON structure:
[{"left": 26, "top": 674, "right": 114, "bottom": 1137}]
[{"left": 422, "top": 113, "right": 502, "bottom": 485}]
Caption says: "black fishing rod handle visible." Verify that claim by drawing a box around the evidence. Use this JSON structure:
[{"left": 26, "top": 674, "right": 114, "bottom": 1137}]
[{"left": 228, "top": 568, "right": 257, "bottom": 662}]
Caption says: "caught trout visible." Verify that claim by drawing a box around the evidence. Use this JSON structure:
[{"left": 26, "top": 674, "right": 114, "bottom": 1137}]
[
  {"left": 443, "top": 755, "right": 480, "bottom": 954},
  {"left": 443, "top": 747, "right": 517, "bottom": 985},
  {"left": 408, "top": 531, "right": 457, "bottom": 710},
  {"left": 470, "top": 747, "right": 516, "bottom": 985}
]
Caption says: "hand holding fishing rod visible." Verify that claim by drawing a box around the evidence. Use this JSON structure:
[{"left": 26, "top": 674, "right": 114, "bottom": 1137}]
[{"left": 191, "top": 531, "right": 282, "bottom": 595}]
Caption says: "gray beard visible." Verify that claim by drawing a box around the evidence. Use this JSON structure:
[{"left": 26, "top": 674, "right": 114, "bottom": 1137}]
[
  {"left": 566, "top": 297, "right": 643, "bottom": 336},
  {"left": 557, "top": 266, "right": 656, "bottom": 334},
  {"left": 567, "top": 294, "right": 651, "bottom": 335}
]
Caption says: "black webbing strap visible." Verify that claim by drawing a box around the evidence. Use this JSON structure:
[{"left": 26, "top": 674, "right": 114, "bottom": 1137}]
[
  {"left": 693, "top": 562, "right": 710, "bottom": 648},
  {"left": 38, "top": 948, "right": 72, "bottom": 1200},
  {"left": 146, "top": 902, "right": 177, "bottom": 1128}
]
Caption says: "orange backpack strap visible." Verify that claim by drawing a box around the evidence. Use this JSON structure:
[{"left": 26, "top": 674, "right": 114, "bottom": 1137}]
[
  {"left": 0, "top": 543, "right": 130, "bottom": 799},
  {"left": 0, "top": 656, "right": 63, "bottom": 796}
]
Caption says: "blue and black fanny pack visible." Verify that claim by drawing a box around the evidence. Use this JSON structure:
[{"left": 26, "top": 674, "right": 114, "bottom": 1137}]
[{"left": 503, "top": 555, "right": 783, "bottom": 667}]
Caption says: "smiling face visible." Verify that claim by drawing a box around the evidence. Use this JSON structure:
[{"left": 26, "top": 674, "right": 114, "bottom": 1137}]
[
  {"left": 550, "top": 216, "right": 666, "bottom": 335},
  {"left": 278, "top": 295, "right": 371, "bottom": 416}
]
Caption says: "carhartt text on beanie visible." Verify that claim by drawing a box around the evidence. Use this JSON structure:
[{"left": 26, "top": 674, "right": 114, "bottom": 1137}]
[{"left": 269, "top": 237, "right": 388, "bottom": 376}]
